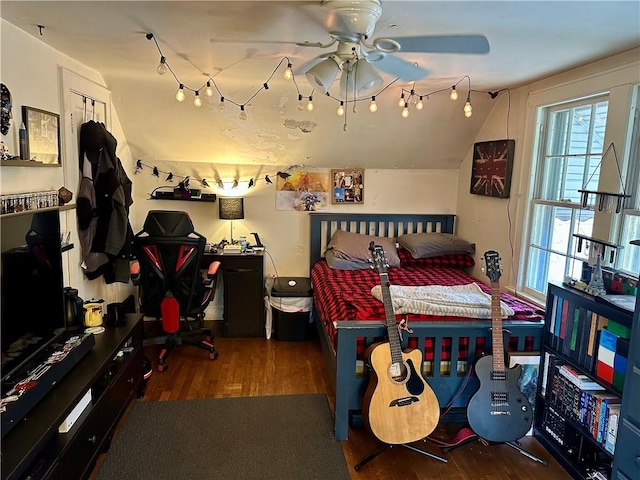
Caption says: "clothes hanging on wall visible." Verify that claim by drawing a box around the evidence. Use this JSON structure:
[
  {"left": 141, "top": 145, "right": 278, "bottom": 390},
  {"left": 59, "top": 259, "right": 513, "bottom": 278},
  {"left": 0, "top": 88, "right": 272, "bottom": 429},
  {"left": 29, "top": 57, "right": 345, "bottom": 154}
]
[{"left": 77, "top": 120, "right": 133, "bottom": 283}]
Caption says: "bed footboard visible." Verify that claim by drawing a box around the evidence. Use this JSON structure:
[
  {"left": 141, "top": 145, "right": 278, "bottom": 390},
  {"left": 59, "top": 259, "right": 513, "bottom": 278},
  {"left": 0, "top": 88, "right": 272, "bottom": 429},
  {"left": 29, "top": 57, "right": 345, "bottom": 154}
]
[{"left": 317, "top": 315, "right": 544, "bottom": 440}]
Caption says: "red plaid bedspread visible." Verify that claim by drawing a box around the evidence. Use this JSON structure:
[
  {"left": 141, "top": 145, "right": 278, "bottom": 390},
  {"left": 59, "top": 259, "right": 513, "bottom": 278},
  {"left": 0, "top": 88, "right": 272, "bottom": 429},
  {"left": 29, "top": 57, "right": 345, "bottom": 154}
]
[{"left": 311, "top": 259, "right": 544, "bottom": 358}]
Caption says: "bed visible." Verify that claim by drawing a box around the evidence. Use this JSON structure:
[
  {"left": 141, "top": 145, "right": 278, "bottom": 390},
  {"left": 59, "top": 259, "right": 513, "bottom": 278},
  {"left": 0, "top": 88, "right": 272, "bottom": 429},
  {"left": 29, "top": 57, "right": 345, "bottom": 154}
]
[{"left": 308, "top": 213, "right": 545, "bottom": 440}]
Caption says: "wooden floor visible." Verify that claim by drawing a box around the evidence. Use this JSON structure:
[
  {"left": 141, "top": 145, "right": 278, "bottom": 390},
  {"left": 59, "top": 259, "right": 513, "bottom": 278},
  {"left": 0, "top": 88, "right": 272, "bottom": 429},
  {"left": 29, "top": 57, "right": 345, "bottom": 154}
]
[{"left": 93, "top": 325, "right": 572, "bottom": 480}]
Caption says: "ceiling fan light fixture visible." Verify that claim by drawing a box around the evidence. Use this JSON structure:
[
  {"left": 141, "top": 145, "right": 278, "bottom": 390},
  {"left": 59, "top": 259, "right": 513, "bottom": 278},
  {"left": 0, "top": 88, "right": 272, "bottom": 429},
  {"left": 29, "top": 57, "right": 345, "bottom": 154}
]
[
  {"left": 305, "top": 55, "right": 342, "bottom": 94},
  {"left": 340, "top": 59, "right": 383, "bottom": 97}
]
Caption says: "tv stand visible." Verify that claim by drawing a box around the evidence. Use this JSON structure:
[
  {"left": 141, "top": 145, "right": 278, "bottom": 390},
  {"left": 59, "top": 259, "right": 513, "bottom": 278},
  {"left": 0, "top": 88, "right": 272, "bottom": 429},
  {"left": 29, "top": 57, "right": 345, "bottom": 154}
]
[{"left": 1, "top": 315, "right": 144, "bottom": 480}]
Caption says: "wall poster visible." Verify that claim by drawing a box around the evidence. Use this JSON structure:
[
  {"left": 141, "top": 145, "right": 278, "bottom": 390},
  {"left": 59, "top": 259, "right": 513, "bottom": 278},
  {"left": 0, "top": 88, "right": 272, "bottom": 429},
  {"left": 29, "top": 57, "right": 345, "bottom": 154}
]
[{"left": 275, "top": 171, "right": 329, "bottom": 211}]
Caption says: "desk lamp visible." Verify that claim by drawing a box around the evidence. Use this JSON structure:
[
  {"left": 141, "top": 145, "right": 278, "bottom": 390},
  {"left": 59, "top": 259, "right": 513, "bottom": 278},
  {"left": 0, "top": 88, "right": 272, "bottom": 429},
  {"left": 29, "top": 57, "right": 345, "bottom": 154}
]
[{"left": 218, "top": 196, "right": 244, "bottom": 243}]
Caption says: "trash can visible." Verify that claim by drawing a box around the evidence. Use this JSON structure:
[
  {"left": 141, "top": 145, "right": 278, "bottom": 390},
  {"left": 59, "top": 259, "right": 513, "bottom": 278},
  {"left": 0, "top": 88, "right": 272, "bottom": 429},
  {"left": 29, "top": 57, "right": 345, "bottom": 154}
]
[{"left": 269, "top": 277, "right": 313, "bottom": 341}]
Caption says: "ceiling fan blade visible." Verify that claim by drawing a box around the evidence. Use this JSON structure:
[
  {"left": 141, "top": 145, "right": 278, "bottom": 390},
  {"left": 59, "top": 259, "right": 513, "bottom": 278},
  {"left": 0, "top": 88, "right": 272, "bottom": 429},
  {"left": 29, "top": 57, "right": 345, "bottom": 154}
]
[
  {"left": 393, "top": 35, "right": 490, "bottom": 54},
  {"left": 370, "top": 55, "right": 429, "bottom": 82}
]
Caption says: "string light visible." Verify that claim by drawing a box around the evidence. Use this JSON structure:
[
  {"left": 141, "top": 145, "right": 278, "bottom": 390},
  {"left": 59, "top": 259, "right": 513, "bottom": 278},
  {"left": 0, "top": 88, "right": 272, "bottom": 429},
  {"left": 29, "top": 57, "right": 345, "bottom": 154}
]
[
  {"left": 464, "top": 94, "right": 473, "bottom": 118},
  {"left": 146, "top": 32, "right": 484, "bottom": 125},
  {"left": 283, "top": 63, "right": 293, "bottom": 80},
  {"left": 157, "top": 56, "right": 167, "bottom": 75},
  {"left": 369, "top": 96, "right": 378, "bottom": 113},
  {"left": 138, "top": 158, "right": 298, "bottom": 195},
  {"left": 175, "top": 84, "right": 185, "bottom": 102}
]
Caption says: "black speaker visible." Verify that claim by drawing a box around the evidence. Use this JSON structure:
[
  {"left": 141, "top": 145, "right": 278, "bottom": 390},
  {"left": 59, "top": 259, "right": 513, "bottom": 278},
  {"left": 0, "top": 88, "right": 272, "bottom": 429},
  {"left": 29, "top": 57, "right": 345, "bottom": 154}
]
[{"left": 105, "top": 295, "right": 135, "bottom": 326}]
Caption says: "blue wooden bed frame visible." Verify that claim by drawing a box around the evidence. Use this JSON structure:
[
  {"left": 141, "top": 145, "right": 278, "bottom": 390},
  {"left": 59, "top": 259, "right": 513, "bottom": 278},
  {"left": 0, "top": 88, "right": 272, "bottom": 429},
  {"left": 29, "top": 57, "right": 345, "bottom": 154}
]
[{"left": 308, "top": 213, "right": 544, "bottom": 440}]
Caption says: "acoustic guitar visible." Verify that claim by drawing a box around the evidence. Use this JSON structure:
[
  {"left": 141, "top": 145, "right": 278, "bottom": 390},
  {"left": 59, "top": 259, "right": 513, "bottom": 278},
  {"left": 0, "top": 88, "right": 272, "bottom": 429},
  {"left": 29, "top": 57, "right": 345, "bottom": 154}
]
[
  {"left": 466, "top": 250, "right": 533, "bottom": 442},
  {"left": 362, "top": 242, "right": 440, "bottom": 445}
]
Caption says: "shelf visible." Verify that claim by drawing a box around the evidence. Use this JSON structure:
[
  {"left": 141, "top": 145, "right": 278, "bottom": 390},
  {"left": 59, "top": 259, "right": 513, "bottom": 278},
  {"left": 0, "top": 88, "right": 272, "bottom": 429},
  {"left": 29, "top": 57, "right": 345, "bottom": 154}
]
[
  {"left": 578, "top": 189, "right": 630, "bottom": 213},
  {"left": 0, "top": 204, "right": 75, "bottom": 218},
  {"left": 1, "top": 159, "right": 59, "bottom": 167},
  {"left": 149, "top": 193, "right": 216, "bottom": 203}
]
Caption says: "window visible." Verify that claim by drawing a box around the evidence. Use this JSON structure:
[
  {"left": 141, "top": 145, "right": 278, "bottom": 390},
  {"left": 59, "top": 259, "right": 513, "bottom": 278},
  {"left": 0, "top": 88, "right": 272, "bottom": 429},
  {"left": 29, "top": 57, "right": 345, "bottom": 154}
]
[
  {"left": 616, "top": 86, "right": 640, "bottom": 274},
  {"left": 524, "top": 95, "right": 609, "bottom": 296}
]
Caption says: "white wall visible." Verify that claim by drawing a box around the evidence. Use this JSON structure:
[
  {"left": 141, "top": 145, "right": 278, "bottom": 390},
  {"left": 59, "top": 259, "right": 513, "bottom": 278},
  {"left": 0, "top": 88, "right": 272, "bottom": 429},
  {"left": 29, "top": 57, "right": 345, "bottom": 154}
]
[
  {"left": 457, "top": 48, "right": 640, "bottom": 297},
  {"left": 1, "top": 20, "right": 135, "bottom": 305}
]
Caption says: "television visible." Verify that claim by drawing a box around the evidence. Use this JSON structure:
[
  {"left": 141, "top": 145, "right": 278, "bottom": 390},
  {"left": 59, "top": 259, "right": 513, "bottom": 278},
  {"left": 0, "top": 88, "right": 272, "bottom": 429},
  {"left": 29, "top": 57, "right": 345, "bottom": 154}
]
[{"left": 1, "top": 209, "right": 66, "bottom": 386}]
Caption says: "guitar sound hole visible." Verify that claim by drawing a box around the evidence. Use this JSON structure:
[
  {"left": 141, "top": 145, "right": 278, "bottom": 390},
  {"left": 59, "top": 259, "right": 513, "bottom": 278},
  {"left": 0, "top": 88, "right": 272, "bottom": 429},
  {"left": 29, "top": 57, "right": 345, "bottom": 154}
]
[{"left": 388, "top": 361, "right": 408, "bottom": 383}]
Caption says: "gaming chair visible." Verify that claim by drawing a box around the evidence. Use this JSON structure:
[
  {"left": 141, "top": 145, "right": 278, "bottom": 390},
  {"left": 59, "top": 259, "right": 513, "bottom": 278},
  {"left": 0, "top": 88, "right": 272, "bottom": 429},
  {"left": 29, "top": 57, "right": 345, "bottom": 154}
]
[{"left": 130, "top": 210, "right": 219, "bottom": 372}]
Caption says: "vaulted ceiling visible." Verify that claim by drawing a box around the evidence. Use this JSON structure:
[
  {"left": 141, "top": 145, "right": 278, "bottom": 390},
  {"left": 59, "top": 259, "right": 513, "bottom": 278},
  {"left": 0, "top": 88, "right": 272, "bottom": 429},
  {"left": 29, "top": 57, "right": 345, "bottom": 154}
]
[{"left": 2, "top": 1, "right": 639, "bottom": 170}]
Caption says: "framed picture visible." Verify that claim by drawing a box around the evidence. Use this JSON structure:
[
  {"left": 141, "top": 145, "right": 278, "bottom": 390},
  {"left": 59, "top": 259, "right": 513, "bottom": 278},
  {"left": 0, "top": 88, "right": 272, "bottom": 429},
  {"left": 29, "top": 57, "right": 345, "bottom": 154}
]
[
  {"left": 331, "top": 168, "right": 364, "bottom": 204},
  {"left": 508, "top": 351, "right": 540, "bottom": 407},
  {"left": 470, "top": 139, "right": 514, "bottom": 198},
  {"left": 21, "top": 106, "right": 61, "bottom": 165}
]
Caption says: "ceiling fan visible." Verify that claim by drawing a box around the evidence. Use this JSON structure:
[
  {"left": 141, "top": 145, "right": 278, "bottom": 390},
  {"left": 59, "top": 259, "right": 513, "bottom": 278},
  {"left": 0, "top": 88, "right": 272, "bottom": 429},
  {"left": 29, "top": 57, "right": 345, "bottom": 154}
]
[{"left": 295, "top": 0, "right": 490, "bottom": 97}]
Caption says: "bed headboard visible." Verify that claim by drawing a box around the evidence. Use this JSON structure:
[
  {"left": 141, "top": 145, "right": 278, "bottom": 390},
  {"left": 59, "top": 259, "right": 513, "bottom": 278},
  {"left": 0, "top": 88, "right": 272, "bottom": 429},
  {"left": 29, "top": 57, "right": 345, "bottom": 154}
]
[{"left": 309, "top": 213, "right": 456, "bottom": 267}]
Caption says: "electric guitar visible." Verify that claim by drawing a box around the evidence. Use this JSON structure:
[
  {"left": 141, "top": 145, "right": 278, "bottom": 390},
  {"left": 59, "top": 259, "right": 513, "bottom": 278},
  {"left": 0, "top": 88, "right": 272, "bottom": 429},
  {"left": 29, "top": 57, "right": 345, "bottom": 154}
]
[
  {"left": 466, "top": 250, "right": 533, "bottom": 442},
  {"left": 362, "top": 242, "right": 440, "bottom": 445}
]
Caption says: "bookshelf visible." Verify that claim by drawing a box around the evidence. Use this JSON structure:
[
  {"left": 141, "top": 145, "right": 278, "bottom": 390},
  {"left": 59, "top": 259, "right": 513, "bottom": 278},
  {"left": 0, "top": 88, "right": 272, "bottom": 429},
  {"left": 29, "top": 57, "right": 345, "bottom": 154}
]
[{"left": 534, "top": 282, "right": 638, "bottom": 479}]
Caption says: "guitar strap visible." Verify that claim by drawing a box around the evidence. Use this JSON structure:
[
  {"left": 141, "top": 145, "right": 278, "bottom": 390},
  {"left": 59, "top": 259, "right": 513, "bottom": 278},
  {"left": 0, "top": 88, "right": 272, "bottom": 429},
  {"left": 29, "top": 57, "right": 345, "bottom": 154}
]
[{"left": 425, "top": 426, "right": 481, "bottom": 451}]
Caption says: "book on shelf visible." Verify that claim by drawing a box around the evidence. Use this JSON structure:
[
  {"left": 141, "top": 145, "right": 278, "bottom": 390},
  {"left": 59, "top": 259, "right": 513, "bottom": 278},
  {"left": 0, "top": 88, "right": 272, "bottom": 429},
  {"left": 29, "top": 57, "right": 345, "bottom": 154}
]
[
  {"left": 604, "top": 404, "right": 621, "bottom": 454},
  {"left": 558, "top": 364, "right": 605, "bottom": 391}
]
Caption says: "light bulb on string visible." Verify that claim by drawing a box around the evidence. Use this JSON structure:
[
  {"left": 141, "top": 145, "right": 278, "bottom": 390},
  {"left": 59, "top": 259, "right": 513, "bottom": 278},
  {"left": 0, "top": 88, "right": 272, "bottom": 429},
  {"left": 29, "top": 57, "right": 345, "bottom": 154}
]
[
  {"left": 306, "top": 96, "right": 314, "bottom": 112},
  {"left": 401, "top": 106, "right": 410, "bottom": 118},
  {"left": 415, "top": 96, "right": 424, "bottom": 110},
  {"left": 218, "top": 96, "right": 225, "bottom": 111},
  {"left": 157, "top": 56, "right": 167, "bottom": 75},
  {"left": 369, "top": 96, "right": 378, "bottom": 113},
  {"left": 205, "top": 81, "right": 214, "bottom": 97},
  {"left": 336, "top": 101, "right": 345, "bottom": 116},
  {"left": 239, "top": 105, "right": 247, "bottom": 121},
  {"left": 175, "top": 84, "right": 186, "bottom": 102},
  {"left": 297, "top": 94, "right": 304, "bottom": 111},
  {"left": 398, "top": 93, "right": 405, "bottom": 108},
  {"left": 409, "top": 89, "right": 417, "bottom": 105},
  {"left": 284, "top": 63, "right": 293, "bottom": 80},
  {"left": 449, "top": 86, "right": 458, "bottom": 101},
  {"left": 193, "top": 91, "right": 202, "bottom": 107},
  {"left": 464, "top": 94, "right": 472, "bottom": 117}
]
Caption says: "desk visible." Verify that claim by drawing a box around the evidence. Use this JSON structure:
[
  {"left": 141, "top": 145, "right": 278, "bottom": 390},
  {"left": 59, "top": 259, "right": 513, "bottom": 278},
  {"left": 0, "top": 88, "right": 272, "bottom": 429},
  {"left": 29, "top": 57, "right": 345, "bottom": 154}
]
[{"left": 203, "top": 252, "right": 264, "bottom": 337}]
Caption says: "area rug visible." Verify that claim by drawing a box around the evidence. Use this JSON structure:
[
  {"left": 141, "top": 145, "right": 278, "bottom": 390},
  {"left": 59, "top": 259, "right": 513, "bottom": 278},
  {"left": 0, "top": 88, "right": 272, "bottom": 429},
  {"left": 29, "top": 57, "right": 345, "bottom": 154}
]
[{"left": 95, "top": 393, "right": 350, "bottom": 480}]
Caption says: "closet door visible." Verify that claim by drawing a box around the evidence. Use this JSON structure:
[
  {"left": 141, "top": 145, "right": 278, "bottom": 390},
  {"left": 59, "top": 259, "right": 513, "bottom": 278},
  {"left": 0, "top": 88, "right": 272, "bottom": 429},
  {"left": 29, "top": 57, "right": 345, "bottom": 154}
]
[{"left": 60, "top": 68, "right": 111, "bottom": 299}]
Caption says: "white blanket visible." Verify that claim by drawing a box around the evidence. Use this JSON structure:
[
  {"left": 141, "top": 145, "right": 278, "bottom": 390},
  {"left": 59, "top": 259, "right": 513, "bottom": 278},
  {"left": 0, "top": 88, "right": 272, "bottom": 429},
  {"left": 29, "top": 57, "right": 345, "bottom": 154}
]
[{"left": 371, "top": 283, "right": 515, "bottom": 319}]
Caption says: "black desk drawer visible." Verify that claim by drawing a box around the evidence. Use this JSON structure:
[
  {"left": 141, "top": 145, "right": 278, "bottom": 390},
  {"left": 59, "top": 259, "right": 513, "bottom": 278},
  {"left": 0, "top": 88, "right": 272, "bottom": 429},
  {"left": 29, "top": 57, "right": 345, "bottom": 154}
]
[
  {"left": 50, "top": 396, "right": 110, "bottom": 480},
  {"left": 109, "top": 348, "right": 143, "bottom": 421}
]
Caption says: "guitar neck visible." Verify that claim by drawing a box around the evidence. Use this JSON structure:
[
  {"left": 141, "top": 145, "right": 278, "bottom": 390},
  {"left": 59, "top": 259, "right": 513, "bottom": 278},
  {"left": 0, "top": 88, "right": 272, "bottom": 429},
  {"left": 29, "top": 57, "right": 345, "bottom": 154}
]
[
  {"left": 490, "top": 281, "right": 505, "bottom": 372},
  {"left": 379, "top": 272, "right": 403, "bottom": 365}
]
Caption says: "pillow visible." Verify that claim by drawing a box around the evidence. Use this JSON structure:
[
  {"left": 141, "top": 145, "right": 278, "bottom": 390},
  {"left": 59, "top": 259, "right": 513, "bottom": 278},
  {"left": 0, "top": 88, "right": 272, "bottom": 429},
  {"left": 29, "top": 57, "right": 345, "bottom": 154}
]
[
  {"left": 397, "top": 248, "right": 475, "bottom": 269},
  {"left": 397, "top": 233, "right": 475, "bottom": 259},
  {"left": 326, "top": 230, "right": 400, "bottom": 267},
  {"left": 324, "top": 249, "right": 372, "bottom": 270}
]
